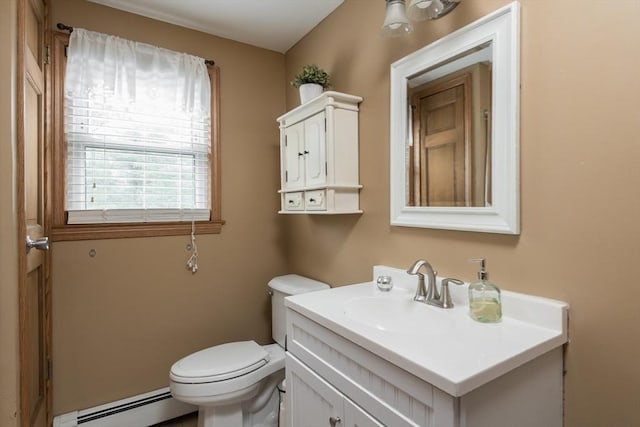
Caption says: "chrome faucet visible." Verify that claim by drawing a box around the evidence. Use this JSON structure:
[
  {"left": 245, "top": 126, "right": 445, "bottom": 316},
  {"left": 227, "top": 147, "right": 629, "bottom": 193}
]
[
  {"left": 407, "top": 260, "right": 464, "bottom": 308},
  {"left": 407, "top": 259, "right": 437, "bottom": 303}
]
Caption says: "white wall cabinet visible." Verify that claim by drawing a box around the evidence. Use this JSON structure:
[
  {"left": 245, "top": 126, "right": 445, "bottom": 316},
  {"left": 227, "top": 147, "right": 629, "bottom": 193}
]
[
  {"left": 286, "top": 308, "right": 564, "bottom": 427},
  {"left": 277, "top": 92, "right": 363, "bottom": 214}
]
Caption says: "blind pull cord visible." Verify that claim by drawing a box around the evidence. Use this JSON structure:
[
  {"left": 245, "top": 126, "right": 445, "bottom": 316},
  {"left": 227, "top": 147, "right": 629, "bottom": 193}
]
[{"left": 186, "top": 220, "right": 199, "bottom": 274}]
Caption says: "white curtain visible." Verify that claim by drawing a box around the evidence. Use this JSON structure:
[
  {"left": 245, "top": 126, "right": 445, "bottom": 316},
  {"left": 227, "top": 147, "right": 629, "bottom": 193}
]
[
  {"left": 65, "top": 28, "right": 210, "bottom": 114},
  {"left": 64, "top": 28, "right": 211, "bottom": 223}
]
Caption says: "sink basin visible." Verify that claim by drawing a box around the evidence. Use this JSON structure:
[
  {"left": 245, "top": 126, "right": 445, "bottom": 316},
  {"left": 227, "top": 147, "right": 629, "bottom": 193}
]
[
  {"left": 344, "top": 295, "right": 449, "bottom": 334},
  {"left": 344, "top": 295, "right": 413, "bottom": 332},
  {"left": 343, "top": 289, "right": 464, "bottom": 336}
]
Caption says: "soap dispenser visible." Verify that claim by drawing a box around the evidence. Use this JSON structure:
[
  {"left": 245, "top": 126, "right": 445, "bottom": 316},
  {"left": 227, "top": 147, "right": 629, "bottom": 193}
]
[{"left": 469, "top": 258, "right": 502, "bottom": 323}]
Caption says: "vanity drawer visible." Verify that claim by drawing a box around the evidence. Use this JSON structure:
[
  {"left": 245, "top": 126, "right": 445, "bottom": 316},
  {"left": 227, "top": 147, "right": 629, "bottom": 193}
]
[
  {"left": 304, "top": 190, "right": 326, "bottom": 210},
  {"left": 284, "top": 192, "right": 304, "bottom": 211}
]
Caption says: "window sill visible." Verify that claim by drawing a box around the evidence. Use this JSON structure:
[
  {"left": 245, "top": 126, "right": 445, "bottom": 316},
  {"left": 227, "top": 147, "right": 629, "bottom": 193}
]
[{"left": 51, "top": 220, "right": 225, "bottom": 241}]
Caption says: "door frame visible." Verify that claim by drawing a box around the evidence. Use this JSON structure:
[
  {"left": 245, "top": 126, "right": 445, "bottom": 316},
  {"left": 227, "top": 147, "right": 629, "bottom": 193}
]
[{"left": 0, "top": 0, "right": 21, "bottom": 422}]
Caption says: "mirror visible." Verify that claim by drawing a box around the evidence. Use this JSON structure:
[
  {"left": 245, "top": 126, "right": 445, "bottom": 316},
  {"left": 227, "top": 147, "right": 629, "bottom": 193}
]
[{"left": 390, "top": 2, "right": 520, "bottom": 234}]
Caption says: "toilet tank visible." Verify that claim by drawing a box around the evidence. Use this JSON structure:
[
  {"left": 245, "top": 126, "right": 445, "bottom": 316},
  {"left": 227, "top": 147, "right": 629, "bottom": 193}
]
[{"left": 268, "top": 274, "right": 329, "bottom": 347}]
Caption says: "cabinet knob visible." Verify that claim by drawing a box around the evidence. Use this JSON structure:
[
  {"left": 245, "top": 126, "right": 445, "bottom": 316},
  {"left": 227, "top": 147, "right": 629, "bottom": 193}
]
[
  {"left": 298, "top": 152, "right": 304, "bottom": 156},
  {"left": 304, "top": 150, "right": 309, "bottom": 154},
  {"left": 329, "top": 416, "right": 341, "bottom": 426},
  {"left": 309, "top": 198, "right": 316, "bottom": 203}
]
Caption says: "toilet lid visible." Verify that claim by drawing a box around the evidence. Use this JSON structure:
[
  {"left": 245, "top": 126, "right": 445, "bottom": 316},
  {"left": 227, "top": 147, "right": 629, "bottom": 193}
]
[{"left": 170, "top": 340, "right": 269, "bottom": 383}]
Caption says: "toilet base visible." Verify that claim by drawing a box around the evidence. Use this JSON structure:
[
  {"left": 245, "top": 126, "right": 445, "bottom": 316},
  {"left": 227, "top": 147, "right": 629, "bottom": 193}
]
[
  {"left": 194, "top": 373, "right": 282, "bottom": 427},
  {"left": 198, "top": 404, "right": 242, "bottom": 427}
]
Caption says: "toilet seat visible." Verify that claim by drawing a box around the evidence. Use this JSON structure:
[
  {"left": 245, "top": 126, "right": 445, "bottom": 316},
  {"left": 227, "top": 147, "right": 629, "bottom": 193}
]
[
  {"left": 170, "top": 341, "right": 269, "bottom": 384},
  {"left": 169, "top": 343, "right": 285, "bottom": 407}
]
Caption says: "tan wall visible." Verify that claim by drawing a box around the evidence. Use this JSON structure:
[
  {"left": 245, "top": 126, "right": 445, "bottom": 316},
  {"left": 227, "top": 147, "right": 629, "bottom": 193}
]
[
  {"left": 0, "top": 0, "right": 20, "bottom": 425},
  {"left": 49, "top": 0, "right": 288, "bottom": 414},
  {"left": 37, "top": 0, "right": 640, "bottom": 423},
  {"left": 284, "top": 1, "right": 640, "bottom": 426}
]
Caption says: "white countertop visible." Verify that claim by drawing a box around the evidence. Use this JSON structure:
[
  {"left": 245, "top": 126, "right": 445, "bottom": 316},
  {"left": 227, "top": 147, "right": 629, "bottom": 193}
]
[{"left": 285, "top": 265, "right": 569, "bottom": 397}]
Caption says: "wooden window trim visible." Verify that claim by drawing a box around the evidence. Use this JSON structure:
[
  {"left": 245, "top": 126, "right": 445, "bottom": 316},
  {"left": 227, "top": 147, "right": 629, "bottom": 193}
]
[{"left": 46, "top": 31, "right": 224, "bottom": 241}]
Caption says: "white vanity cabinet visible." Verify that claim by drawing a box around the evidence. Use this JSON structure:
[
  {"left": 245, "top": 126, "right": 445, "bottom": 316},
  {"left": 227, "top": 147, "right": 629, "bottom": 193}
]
[
  {"left": 277, "top": 91, "right": 363, "bottom": 214},
  {"left": 287, "top": 354, "right": 383, "bottom": 427},
  {"left": 285, "top": 308, "right": 564, "bottom": 427}
]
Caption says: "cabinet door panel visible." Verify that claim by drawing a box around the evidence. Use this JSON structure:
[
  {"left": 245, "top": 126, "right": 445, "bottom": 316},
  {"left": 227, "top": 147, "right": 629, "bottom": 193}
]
[
  {"left": 283, "top": 121, "right": 305, "bottom": 190},
  {"left": 287, "top": 354, "right": 343, "bottom": 427},
  {"left": 304, "top": 112, "right": 327, "bottom": 187},
  {"left": 344, "top": 398, "right": 385, "bottom": 427}
]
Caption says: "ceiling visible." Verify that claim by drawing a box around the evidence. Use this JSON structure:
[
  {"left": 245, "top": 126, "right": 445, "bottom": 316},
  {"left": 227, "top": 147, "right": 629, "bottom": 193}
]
[{"left": 87, "top": 0, "right": 345, "bottom": 53}]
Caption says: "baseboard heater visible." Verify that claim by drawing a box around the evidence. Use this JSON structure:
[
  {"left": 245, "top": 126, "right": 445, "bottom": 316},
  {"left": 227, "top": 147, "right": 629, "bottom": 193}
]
[{"left": 53, "top": 387, "right": 196, "bottom": 427}]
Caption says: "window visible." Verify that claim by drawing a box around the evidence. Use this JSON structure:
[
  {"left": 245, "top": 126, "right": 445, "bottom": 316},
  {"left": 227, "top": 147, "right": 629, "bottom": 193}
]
[{"left": 48, "top": 30, "right": 223, "bottom": 240}]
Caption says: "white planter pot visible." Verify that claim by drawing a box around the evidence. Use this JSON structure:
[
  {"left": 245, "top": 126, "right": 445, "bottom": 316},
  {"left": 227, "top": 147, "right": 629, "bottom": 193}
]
[{"left": 299, "top": 83, "right": 323, "bottom": 104}]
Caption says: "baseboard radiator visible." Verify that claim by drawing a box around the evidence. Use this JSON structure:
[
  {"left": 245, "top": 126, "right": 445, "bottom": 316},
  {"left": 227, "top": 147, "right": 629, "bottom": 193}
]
[{"left": 53, "top": 387, "right": 196, "bottom": 427}]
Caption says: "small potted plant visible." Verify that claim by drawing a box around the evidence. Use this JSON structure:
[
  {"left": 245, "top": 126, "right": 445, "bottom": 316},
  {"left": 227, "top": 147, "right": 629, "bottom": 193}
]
[{"left": 291, "top": 64, "right": 331, "bottom": 104}]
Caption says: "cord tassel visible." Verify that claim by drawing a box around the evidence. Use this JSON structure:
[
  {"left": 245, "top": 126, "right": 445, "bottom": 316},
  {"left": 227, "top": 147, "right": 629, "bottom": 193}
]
[{"left": 186, "top": 221, "right": 199, "bottom": 274}]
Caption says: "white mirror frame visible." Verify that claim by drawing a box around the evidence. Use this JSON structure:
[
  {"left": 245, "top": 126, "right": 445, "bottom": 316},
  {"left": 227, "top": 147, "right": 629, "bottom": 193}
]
[{"left": 390, "top": 2, "right": 520, "bottom": 234}]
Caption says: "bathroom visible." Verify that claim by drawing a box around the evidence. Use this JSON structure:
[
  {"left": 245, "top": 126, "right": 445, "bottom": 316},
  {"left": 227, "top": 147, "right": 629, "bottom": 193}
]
[{"left": 1, "top": 0, "right": 639, "bottom": 426}]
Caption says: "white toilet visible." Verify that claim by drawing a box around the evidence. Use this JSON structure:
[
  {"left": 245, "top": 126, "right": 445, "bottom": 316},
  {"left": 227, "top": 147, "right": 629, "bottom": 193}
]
[{"left": 169, "top": 274, "right": 329, "bottom": 427}]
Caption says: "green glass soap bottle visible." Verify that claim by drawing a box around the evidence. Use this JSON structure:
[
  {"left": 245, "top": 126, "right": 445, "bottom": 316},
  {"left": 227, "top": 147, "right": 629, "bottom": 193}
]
[{"left": 469, "top": 258, "right": 502, "bottom": 323}]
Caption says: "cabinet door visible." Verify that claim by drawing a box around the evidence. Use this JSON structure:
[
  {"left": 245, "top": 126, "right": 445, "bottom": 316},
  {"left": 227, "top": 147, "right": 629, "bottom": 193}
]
[
  {"left": 304, "top": 112, "right": 327, "bottom": 187},
  {"left": 283, "top": 121, "right": 305, "bottom": 190},
  {"left": 287, "top": 354, "right": 343, "bottom": 427},
  {"left": 287, "top": 354, "right": 384, "bottom": 427},
  {"left": 344, "top": 399, "right": 385, "bottom": 427}
]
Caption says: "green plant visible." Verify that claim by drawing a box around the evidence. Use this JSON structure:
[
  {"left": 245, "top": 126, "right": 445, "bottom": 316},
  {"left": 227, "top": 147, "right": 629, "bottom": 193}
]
[{"left": 290, "top": 64, "right": 331, "bottom": 89}]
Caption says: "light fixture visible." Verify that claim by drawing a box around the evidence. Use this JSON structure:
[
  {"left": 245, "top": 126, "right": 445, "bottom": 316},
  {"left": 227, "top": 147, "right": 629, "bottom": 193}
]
[
  {"left": 381, "top": 0, "right": 413, "bottom": 38},
  {"left": 406, "top": 0, "right": 434, "bottom": 21},
  {"left": 383, "top": 0, "right": 462, "bottom": 37},
  {"left": 407, "top": 0, "right": 461, "bottom": 21}
]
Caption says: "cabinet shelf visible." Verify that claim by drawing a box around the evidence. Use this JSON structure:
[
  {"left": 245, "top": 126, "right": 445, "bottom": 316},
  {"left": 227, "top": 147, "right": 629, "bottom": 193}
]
[
  {"left": 277, "top": 184, "right": 363, "bottom": 193},
  {"left": 277, "top": 210, "right": 363, "bottom": 215}
]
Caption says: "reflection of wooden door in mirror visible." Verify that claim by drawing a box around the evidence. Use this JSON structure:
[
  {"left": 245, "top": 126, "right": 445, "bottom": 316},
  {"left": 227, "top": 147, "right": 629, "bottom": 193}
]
[
  {"left": 410, "top": 75, "right": 470, "bottom": 207},
  {"left": 409, "top": 63, "right": 491, "bottom": 208}
]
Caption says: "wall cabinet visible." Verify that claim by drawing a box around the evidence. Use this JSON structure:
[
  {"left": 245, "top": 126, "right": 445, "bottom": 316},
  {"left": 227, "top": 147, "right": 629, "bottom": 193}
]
[
  {"left": 286, "top": 308, "right": 563, "bottom": 427},
  {"left": 277, "top": 92, "right": 363, "bottom": 214}
]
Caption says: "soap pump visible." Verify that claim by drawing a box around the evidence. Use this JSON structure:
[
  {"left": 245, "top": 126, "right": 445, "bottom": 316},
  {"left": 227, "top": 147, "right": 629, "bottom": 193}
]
[{"left": 468, "top": 258, "right": 502, "bottom": 323}]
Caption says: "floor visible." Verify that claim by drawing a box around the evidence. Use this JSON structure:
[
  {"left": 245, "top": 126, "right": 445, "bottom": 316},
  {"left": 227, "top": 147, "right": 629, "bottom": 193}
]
[{"left": 152, "top": 412, "right": 198, "bottom": 427}]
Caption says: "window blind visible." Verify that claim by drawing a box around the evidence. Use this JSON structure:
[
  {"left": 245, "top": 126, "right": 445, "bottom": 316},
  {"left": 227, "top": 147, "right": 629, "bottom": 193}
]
[{"left": 64, "top": 28, "right": 211, "bottom": 224}]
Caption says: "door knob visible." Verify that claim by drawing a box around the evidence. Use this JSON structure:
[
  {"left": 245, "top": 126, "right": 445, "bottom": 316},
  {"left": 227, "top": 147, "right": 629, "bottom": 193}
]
[
  {"left": 26, "top": 236, "right": 49, "bottom": 253},
  {"left": 329, "top": 416, "right": 341, "bottom": 426}
]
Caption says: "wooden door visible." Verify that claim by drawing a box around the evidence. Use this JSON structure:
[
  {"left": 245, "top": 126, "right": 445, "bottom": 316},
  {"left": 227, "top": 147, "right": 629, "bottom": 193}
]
[
  {"left": 411, "top": 75, "right": 471, "bottom": 207},
  {"left": 17, "top": 0, "right": 51, "bottom": 426}
]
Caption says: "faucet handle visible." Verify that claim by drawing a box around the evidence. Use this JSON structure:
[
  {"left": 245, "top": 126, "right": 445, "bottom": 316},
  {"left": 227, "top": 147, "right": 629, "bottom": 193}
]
[{"left": 440, "top": 278, "right": 464, "bottom": 309}]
